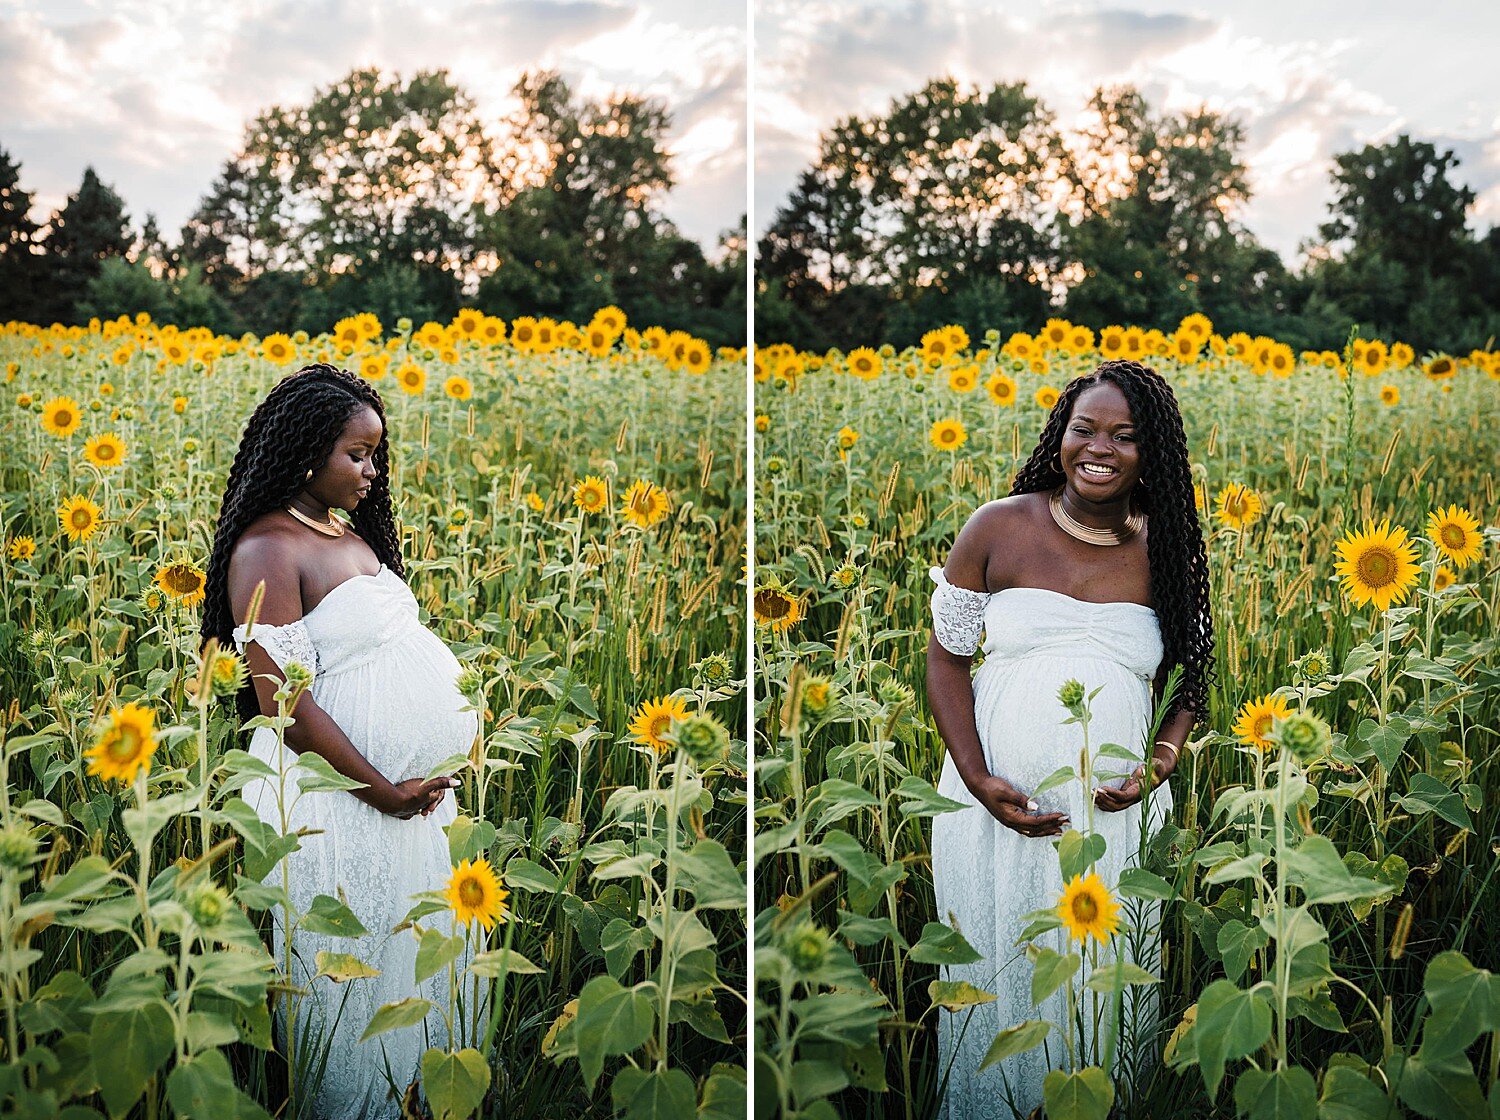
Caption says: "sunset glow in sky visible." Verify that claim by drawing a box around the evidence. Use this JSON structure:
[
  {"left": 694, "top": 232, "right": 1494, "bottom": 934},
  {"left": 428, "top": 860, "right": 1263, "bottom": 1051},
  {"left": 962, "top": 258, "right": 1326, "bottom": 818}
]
[{"left": 1, "top": 0, "right": 746, "bottom": 252}]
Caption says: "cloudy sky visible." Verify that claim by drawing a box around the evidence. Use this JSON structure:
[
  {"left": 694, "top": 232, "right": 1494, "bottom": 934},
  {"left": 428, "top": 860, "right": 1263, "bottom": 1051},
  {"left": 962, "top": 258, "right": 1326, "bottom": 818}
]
[
  {"left": 1, "top": 0, "right": 746, "bottom": 253},
  {"left": 754, "top": 0, "right": 1500, "bottom": 263}
]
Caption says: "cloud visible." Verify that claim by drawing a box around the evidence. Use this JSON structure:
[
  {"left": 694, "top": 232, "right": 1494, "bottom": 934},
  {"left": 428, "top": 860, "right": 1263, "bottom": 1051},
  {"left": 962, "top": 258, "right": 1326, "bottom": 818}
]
[
  {"left": 1, "top": 0, "right": 742, "bottom": 250},
  {"left": 753, "top": 1, "right": 1500, "bottom": 263}
]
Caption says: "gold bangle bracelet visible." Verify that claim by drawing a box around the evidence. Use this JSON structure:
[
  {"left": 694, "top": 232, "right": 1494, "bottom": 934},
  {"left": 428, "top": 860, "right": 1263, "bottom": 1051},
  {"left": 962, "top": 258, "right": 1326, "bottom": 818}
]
[{"left": 1153, "top": 740, "right": 1180, "bottom": 762}]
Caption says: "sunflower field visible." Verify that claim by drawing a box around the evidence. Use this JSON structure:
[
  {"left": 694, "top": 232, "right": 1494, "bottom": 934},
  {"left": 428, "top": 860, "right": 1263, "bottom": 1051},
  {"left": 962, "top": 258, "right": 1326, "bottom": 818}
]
[
  {"left": 0, "top": 309, "right": 747, "bottom": 1119},
  {"left": 752, "top": 316, "right": 1500, "bottom": 1120}
]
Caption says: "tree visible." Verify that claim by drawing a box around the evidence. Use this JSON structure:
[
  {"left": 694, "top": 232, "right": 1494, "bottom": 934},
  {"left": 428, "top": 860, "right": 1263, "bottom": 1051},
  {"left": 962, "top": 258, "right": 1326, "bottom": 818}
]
[
  {"left": 0, "top": 146, "right": 48, "bottom": 323},
  {"left": 40, "top": 167, "right": 131, "bottom": 323}
]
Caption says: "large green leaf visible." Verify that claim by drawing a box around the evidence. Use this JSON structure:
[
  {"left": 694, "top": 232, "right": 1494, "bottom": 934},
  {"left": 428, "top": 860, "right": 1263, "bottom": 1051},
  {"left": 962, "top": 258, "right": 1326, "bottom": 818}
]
[
  {"left": 1388, "top": 1049, "right": 1487, "bottom": 1120},
  {"left": 300, "top": 894, "right": 369, "bottom": 937},
  {"left": 1042, "top": 1066, "right": 1115, "bottom": 1120},
  {"left": 421, "top": 1048, "right": 490, "bottom": 1120},
  {"left": 1285, "top": 836, "right": 1393, "bottom": 905},
  {"left": 1193, "top": 979, "right": 1273, "bottom": 1096},
  {"left": 979, "top": 1020, "right": 1050, "bottom": 1070},
  {"left": 90, "top": 1002, "right": 174, "bottom": 1117},
  {"left": 1234, "top": 1065, "right": 1317, "bottom": 1120},
  {"left": 574, "top": 975, "right": 655, "bottom": 1091},
  {"left": 1317, "top": 1065, "right": 1397, "bottom": 1120},
  {"left": 1395, "top": 774, "right": 1473, "bottom": 830},
  {"left": 908, "top": 922, "right": 981, "bottom": 966},
  {"left": 928, "top": 981, "right": 996, "bottom": 1012},
  {"left": 610, "top": 1067, "right": 697, "bottom": 1120},
  {"left": 359, "top": 997, "right": 435, "bottom": 1042},
  {"left": 165, "top": 1049, "right": 272, "bottom": 1120},
  {"left": 676, "top": 839, "right": 746, "bottom": 909},
  {"left": 1029, "top": 947, "right": 1081, "bottom": 1007},
  {"left": 415, "top": 928, "right": 466, "bottom": 984},
  {"left": 1420, "top": 951, "right": 1500, "bottom": 1056}
]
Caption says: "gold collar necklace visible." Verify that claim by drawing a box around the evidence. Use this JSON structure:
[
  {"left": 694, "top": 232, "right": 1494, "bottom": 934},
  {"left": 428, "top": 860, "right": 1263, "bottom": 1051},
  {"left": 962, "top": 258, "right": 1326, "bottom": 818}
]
[
  {"left": 1048, "top": 486, "right": 1143, "bottom": 546},
  {"left": 285, "top": 505, "right": 346, "bottom": 538}
]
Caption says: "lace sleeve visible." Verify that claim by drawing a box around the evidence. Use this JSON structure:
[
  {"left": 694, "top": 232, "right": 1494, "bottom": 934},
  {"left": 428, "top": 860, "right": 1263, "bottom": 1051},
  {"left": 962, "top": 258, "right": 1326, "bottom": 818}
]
[
  {"left": 231, "top": 619, "right": 319, "bottom": 680},
  {"left": 929, "top": 566, "right": 990, "bottom": 656}
]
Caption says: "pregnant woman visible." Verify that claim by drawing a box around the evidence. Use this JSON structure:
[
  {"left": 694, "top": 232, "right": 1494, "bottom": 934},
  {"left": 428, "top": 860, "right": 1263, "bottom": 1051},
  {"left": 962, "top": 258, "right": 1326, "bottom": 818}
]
[
  {"left": 926, "top": 359, "right": 1214, "bottom": 1119},
  {"left": 200, "top": 364, "right": 478, "bottom": 1119}
]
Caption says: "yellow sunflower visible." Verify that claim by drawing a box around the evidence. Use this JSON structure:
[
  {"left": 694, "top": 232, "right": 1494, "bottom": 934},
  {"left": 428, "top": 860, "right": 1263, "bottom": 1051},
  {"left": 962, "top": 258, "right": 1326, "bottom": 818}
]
[
  {"left": 1231, "top": 693, "right": 1294, "bottom": 752},
  {"left": 1333, "top": 518, "right": 1421, "bottom": 610},
  {"left": 154, "top": 559, "right": 208, "bottom": 607},
  {"left": 682, "top": 339, "right": 712, "bottom": 375},
  {"left": 1423, "top": 355, "right": 1455, "bottom": 380},
  {"left": 621, "top": 479, "right": 670, "bottom": 528},
  {"left": 1433, "top": 565, "right": 1456, "bottom": 592},
  {"left": 572, "top": 475, "right": 609, "bottom": 515},
  {"left": 929, "top": 418, "right": 967, "bottom": 452},
  {"left": 753, "top": 582, "right": 803, "bottom": 634},
  {"left": 57, "top": 495, "right": 102, "bottom": 542},
  {"left": 86, "top": 701, "right": 158, "bottom": 784},
  {"left": 948, "top": 365, "right": 979, "bottom": 393},
  {"left": 847, "top": 347, "right": 882, "bottom": 380},
  {"left": 985, "top": 373, "right": 1017, "bottom": 407},
  {"left": 40, "top": 396, "right": 82, "bottom": 438},
  {"left": 1057, "top": 872, "right": 1121, "bottom": 944},
  {"left": 1426, "top": 505, "right": 1483, "bottom": 569},
  {"left": 7, "top": 536, "right": 36, "bottom": 561},
  {"left": 627, "top": 694, "right": 692, "bottom": 754},
  {"left": 396, "top": 362, "right": 426, "bottom": 395},
  {"left": 1213, "top": 482, "right": 1263, "bottom": 530},
  {"left": 83, "top": 432, "right": 126, "bottom": 469},
  {"left": 1379, "top": 385, "right": 1399, "bottom": 407},
  {"left": 444, "top": 857, "right": 509, "bottom": 931},
  {"left": 261, "top": 333, "right": 295, "bottom": 365},
  {"left": 443, "top": 375, "right": 473, "bottom": 401},
  {"left": 1035, "top": 386, "right": 1060, "bottom": 410}
]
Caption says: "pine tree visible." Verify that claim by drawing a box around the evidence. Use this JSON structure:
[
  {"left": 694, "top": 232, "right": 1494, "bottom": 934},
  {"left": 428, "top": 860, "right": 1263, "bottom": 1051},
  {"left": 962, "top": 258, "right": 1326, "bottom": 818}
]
[
  {"left": 42, "top": 166, "right": 132, "bottom": 323},
  {"left": 0, "top": 147, "right": 48, "bottom": 323}
]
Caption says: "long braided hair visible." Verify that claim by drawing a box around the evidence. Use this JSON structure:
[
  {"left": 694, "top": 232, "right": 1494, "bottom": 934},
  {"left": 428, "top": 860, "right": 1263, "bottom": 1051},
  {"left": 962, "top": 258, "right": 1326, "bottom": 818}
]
[
  {"left": 201, "top": 364, "right": 404, "bottom": 722},
  {"left": 1011, "top": 359, "right": 1214, "bottom": 721}
]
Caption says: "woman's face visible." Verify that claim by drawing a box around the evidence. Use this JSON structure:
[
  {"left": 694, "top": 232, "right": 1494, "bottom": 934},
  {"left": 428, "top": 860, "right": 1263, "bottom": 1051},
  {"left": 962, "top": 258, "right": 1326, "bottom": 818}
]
[
  {"left": 306, "top": 405, "right": 383, "bottom": 512},
  {"left": 1058, "top": 381, "right": 1143, "bottom": 501}
]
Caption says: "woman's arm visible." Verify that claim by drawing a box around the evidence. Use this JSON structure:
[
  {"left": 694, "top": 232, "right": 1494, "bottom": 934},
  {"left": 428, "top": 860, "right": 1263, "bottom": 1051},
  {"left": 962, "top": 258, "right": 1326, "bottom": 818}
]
[
  {"left": 229, "top": 535, "right": 452, "bottom": 819},
  {"left": 927, "top": 504, "right": 1069, "bottom": 838}
]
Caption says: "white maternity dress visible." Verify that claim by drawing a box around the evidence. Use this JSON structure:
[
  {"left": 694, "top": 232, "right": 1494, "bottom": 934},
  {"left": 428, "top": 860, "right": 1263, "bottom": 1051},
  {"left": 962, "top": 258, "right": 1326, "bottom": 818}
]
[
  {"left": 928, "top": 568, "right": 1171, "bottom": 1120},
  {"left": 232, "top": 563, "right": 479, "bottom": 1119}
]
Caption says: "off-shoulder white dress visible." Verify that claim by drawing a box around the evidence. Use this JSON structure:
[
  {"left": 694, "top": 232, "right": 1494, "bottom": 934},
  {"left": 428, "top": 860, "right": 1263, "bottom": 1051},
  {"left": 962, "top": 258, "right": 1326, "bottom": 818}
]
[
  {"left": 928, "top": 568, "right": 1171, "bottom": 1119},
  {"left": 232, "top": 564, "right": 479, "bottom": 1119}
]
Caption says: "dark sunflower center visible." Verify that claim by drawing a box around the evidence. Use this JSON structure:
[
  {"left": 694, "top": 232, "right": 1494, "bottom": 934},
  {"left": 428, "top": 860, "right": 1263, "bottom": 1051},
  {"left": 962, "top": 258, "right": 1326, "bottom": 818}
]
[
  {"left": 1071, "top": 894, "right": 1098, "bottom": 923},
  {"left": 1439, "top": 525, "right": 1465, "bottom": 549},
  {"left": 107, "top": 727, "right": 141, "bottom": 762},
  {"left": 755, "top": 590, "right": 790, "bottom": 621},
  {"left": 71, "top": 509, "right": 92, "bottom": 529},
  {"left": 459, "top": 879, "right": 485, "bottom": 906},
  {"left": 1356, "top": 548, "right": 1395, "bottom": 588}
]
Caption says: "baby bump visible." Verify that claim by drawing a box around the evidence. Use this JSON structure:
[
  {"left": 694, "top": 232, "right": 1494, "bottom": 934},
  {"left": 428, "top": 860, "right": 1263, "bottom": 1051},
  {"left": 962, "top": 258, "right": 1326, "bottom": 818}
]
[
  {"left": 973, "top": 654, "right": 1153, "bottom": 810},
  {"left": 316, "top": 631, "right": 479, "bottom": 782}
]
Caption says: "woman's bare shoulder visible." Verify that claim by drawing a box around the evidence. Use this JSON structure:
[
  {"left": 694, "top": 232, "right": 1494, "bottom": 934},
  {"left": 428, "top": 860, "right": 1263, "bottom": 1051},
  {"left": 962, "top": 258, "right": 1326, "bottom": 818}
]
[
  {"left": 227, "top": 517, "right": 304, "bottom": 600},
  {"left": 962, "top": 493, "right": 1044, "bottom": 536}
]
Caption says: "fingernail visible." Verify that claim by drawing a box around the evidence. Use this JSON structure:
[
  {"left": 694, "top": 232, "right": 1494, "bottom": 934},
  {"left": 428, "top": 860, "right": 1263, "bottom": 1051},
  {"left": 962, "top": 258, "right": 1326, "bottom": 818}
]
[{"left": 1026, "top": 800, "right": 1038, "bottom": 811}]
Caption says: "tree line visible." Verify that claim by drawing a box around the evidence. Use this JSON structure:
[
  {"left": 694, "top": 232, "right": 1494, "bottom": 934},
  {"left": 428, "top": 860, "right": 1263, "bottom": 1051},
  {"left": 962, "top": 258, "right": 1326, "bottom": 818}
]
[
  {"left": 756, "top": 79, "right": 1500, "bottom": 353},
  {"left": 0, "top": 68, "right": 747, "bottom": 346}
]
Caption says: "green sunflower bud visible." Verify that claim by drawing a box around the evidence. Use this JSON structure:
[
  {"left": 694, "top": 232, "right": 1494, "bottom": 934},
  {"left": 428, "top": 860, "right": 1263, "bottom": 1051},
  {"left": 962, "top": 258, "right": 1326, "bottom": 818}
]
[
  {"left": 785, "top": 922, "right": 832, "bottom": 975},
  {"left": 0, "top": 827, "right": 41, "bottom": 875},
  {"left": 671, "top": 713, "right": 730, "bottom": 767},
  {"left": 1274, "top": 711, "right": 1331, "bottom": 764}
]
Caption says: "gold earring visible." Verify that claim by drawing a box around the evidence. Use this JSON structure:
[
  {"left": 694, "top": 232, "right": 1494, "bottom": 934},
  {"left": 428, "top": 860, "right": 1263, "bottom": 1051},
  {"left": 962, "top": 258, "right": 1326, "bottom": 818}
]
[{"left": 304, "top": 469, "right": 313, "bottom": 481}]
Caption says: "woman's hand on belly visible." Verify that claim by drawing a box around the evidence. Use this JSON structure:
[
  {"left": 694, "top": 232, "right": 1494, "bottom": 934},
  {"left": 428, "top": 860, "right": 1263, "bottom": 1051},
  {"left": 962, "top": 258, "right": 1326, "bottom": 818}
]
[{"left": 968, "top": 773, "right": 1070, "bottom": 838}]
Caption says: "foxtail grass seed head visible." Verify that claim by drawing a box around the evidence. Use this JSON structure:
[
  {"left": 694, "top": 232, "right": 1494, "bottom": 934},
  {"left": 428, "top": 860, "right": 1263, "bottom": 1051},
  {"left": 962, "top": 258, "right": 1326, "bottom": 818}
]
[{"left": 1389, "top": 903, "right": 1414, "bottom": 960}]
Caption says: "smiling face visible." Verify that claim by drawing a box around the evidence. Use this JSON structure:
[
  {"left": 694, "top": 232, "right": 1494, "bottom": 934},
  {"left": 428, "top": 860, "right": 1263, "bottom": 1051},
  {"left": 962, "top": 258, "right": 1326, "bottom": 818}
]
[
  {"left": 1058, "top": 381, "right": 1143, "bottom": 502},
  {"left": 305, "top": 405, "right": 383, "bottom": 512}
]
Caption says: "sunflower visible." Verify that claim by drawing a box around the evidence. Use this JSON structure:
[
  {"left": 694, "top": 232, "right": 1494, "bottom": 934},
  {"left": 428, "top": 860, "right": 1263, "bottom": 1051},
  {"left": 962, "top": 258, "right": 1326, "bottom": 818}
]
[
  {"left": 57, "top": 496, "right": 102, "bottom": 542},
  {"left": 1423, "top": 355, "right": 1455, "bottom": 380},
  {"left": 979, "top": 372, "right": 1016, "bottom": 407},
  {"left": 7, "top": 536, "right": 36, "bottom": 562},
  {"left": 1379, "top": 385, "right": 1399, "bottom": 407},
  {"left": 452, "top": 308, "right": 483, "bottom": 339},
  {"left": 524, "top": 492, "right": 545, "bottom": 512},
  {"left": 1231, "top": 692, "right": 1294, "bottom": 751},
  {"left": 627, "top": 694, "right": 692, "bottom": 754},
  {"left": 443, "top": 375, "right": 473, "bottom": 401},
  {"left": 753, "top": 581, "right": 803, "bottom": 634},
  {"left": 682, "top": 339, "right": 712, "bottom": 375},
  {"left": 1426, "top": 505, "right": 1483, "bottom": 569},
  {"left": 622, "top": 479, "right": 670, "bottom": 528},
  {"left": 929, "top": 418, "right": 967, "bottom": 452},
  {"left": 444, "top": 857, "right": 509, "bottom": 931},
  {"left": 1433, "top": 565, "right": 1456, "bottom": 592},
  {"left": 1057, "top": 872, "right": 1121, "bottom": 944},
  {"left": 261, "top": 333, "right": 295, "bottom": 365},
  {"left": 948, "top": 365, "right": 979, "bottom": 393},
  {"left": 1333, "top": 518, "right": 1421, "bottom": 610},
  {"left": 83, "top": 432, "right": 126, "bottom": 469},
  {"left": 40, "top": 396, "right": 82, "bottom": 438},
  {"left": 1034, "top": 386, "right": 1059, "bottom": 410},
  {"left": 572, "top": 475, "right": 609, "bottom": 515},
  {"left": 846, "top": 347, "right": 882, "bottom": 380},
  {"left": 359, "top": 354, "right": 388, "bottom": 381},
  {"left": 154, "top": 559, "right": 208, "bottom": 607},
  {"left": 85, "top": 701, "right": 158, "bottom": 784},
  {"left": 755, "top": 413, "right": 770, "bottom": 433},
  {"left": 1213, "top": 482, "right": 1263, "bottom": 530},
  {"left": 396, "top": 362, "right": 426, "bottom": 395}
]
